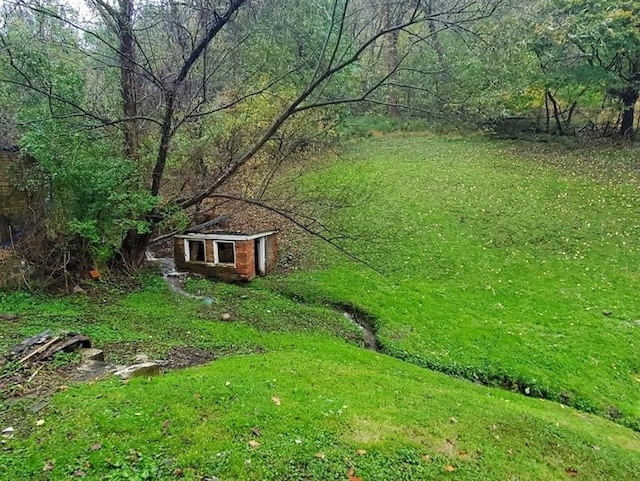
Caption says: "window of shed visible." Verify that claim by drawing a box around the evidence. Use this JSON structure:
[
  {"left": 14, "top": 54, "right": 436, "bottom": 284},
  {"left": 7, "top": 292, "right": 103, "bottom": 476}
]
[
  {"left": 186, "top": 239, "right": 206, "bottom": 262},
  {"left": 215, "top": 241, "right": 235, "bottom": 265}
]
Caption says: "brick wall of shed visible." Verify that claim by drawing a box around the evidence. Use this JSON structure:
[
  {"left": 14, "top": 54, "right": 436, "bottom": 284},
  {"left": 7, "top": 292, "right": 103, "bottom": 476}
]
[
  {"left": 173, "top": 237, "right": 257, "bottom": 282},
  {"left": 234, "top": 240, "right": 256, "bottom": 280},
  {"left": 0, "top": 151, "right": 34, "bottom": 244},
  {"left": 0, "top": 151, "right": 30, "bottom": 218}
]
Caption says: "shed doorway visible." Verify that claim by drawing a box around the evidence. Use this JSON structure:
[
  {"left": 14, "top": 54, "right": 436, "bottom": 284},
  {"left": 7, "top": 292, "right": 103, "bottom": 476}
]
[{"left": 255, "top": 237, "right": 266, "bottom": 275}]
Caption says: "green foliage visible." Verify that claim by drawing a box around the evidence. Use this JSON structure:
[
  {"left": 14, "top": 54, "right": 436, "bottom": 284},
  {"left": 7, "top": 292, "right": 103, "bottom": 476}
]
[
  {"left": 530, "top": 0, "right": 640, "bottom": 125},
  {"left": 336, "top": 114, "right": 430, "bottom": 138},
  {"left": 20, "top": 123, "right": 156, "bottom": 263}
]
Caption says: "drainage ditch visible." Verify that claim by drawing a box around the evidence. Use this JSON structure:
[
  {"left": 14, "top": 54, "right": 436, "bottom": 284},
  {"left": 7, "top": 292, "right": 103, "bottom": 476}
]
[
  {"left": 146, "top": 265, "right": 638, "bottom": 432},
  {"left": 146, "top": 254, "right": 214, "bottom": 303}
]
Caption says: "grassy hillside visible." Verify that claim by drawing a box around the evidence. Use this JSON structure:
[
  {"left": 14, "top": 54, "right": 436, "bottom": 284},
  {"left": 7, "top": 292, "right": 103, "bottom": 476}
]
[
  {"left": 1, "top": 280, "right": 640, "bottom": 480},
  {"left": 2, "top": 134, "right": 640, "bottom": 480},
  {"left": 268, "top": 134, "right": 640, "bottom": 428}
]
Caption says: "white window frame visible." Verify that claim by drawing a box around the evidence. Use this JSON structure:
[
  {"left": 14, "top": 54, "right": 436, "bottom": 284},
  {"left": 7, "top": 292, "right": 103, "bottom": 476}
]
[
  {"left": 214, "top": 240, "right": 236, "bottom": 266},
  {"left": 184, "top": 239, "right": 206, "bottom": 263}
]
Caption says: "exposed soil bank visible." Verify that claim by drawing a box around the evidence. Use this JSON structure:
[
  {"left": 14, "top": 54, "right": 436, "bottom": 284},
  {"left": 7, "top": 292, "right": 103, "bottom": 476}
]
[{"left": 338, "top": 304, "right": 378, "bottom": 352}]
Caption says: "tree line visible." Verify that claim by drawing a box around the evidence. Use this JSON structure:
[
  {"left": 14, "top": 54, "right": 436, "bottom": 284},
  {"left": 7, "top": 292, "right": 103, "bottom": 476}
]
[{"left": 0, "top": 0, "right": 637, "bottom": 278}]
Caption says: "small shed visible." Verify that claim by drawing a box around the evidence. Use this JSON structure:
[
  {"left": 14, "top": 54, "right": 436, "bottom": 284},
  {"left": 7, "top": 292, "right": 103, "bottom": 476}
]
[{"left": 173, "top": 231, "right": 277, "bottom": 281}]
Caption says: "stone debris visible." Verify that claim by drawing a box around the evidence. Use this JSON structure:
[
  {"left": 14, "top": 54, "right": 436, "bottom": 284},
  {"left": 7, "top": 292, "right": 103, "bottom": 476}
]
[
  {"left": 114, "top": 362, "right": 161, "bottom": 380},
  {"left": 6, "top": 334, "right": 170, "bottom": 385},
  {"left": 134, "top": 353, "right": 150, "bottom": 363},
  {"left": 73, "top": 360, "right": 124, "bottom": 382},
  {"left": 77, "top": 348, "right": 105, "bottom": 362},
  {"left": 29, "top": 400, "right": 48, "bottom": 413}
]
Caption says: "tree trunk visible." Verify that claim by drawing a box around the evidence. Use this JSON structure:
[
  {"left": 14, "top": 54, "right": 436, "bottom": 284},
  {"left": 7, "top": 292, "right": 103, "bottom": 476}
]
[
  {"left": 386, "top": 29, "right": 400, "bottom": 116},
  {"left": 385, "top": 4, "right": 400, "bottom": 116},
  {"left": 118, "top": 0, "right": 140, "bottom": 160},
  {"left": 546, "top": 90, "right": 564, "bottom": 135},
  {"left": 620, "top": 88, "right": 638, "bottom": 138},
  {"left": 544, "top": 91, "right": 550, "bottom": 133},
  {"left": 119, "top": 229, "right": 152, "bottom": 269}
]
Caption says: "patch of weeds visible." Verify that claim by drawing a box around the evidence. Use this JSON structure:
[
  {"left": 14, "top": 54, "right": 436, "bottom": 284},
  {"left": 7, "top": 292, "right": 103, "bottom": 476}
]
[
  {"left": 50, "top": 351, "right": 82, "bottom": 369},
  {"left": 100, "top": 450, "right": 176, "bottom": 480}
]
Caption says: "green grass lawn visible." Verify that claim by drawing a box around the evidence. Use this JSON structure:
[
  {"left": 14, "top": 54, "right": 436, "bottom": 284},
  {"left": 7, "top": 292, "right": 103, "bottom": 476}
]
[
  {"left": 2, "top": 133, "right": 640, "bottom": 480},
  {"left": 268, "top": 134, "right": 640, "bottom": 427}
]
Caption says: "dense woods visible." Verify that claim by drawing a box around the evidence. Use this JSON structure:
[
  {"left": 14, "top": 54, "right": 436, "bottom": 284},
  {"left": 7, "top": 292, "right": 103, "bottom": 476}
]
[{"left": 0, "top": 0, "right": 638, "bottom": 277}]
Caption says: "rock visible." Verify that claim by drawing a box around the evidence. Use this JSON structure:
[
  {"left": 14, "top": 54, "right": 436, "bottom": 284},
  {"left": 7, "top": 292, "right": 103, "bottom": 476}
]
[
  {"left": 602, "top": 310, "right": 613, "bottom": 317},
  {"left": 77, "top": 348, "right": 105, "bottom": 362},
  {"left": 114, "top": 362, "right": 161, "bottom": 380},
  {"left": 134, "top": 353, "right": 149, "bottom": 363},
  {"left": 220, "top": 313, "right": 232, "bottom": 321},
  {"left": 29, "top": 400, "right": 48, "bottom": 413},
  {"left": 74, "top": 360, "right": 122, "bottom": 382}
]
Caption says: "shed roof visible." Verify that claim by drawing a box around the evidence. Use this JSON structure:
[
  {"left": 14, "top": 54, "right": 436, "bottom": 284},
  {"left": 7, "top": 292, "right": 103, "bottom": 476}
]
[{"left": 175, "top": 230, "right": 277, "bottom": 241}]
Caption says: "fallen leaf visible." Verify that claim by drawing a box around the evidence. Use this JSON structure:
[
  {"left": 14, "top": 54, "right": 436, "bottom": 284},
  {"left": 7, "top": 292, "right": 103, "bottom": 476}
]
[
  {"left": 314, "top": 452, "right": 326, "bottom": 460},
  {"left": 162, "top": 420, "right": 171, "bottom": 435},
  {"left": 35, "top": 419, "right": 45, "bottom": 427},
  {"left": 173, "top": 468, "right": 183, "bottom": 476},
  {"left": 271, "top": 396, "right": 281, "bottom": 406},
  {"left": 90, "top": 442, "right": 102, "bottom": 451},
  {"left": 592, "top": 445, "right": 600, "bottom": 451},
  {"left": 347, "top": 467, "right": 364, "bottom": 481},
  {"left": 444, "top": 465, "right": 456, "bottom": 472},
  {"left": 194, "top": 393, "right": 201, "bottom": 399},
  {"left": 356, "top": 449, "right": 367, "bottom": 455},
  {"left": 422, "top": 454, "right": 431, "bottom": 462},
  {"left": 251, "top": 427, "right": 261, "bottom": 437},
  {"left": 458, "top": 450, "right": 468, "bottom": 456},
  {"left": 565, "top": 467, "right": 578, "bottom": 477},
  {"left": 59, "top": 385, "right": 68, "bottom": 392},
  {"left": 248, "top": 440, "right": 261, "bottom": 448},
  {"left": 43, "top": 461, "right": 54, "bottom": 472},
  {"left": 449, "top": 417, "right": 458, "bottom": 424},
  {"left": 295, "top": 438, "right": 302, "bottom": 444},
  {"left": 73, "top": 470, "right": 86, "bottom": 477}
]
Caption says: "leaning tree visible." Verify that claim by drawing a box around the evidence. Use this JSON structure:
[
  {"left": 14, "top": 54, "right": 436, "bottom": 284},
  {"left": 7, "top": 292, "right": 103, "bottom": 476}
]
[{"left": 1, "top": 0, "right": 500, "bottom": 273}]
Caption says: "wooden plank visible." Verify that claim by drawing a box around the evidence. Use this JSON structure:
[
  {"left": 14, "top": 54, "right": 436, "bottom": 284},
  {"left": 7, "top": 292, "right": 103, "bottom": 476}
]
[{"left": 18, "top": 336, "right": 61, "bottom": 364}]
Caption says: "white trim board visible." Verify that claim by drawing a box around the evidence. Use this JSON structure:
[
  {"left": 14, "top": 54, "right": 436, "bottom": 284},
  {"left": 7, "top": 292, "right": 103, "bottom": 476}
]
[{"left": 176, "top": 231, "right": 276, "bottom": 242}]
